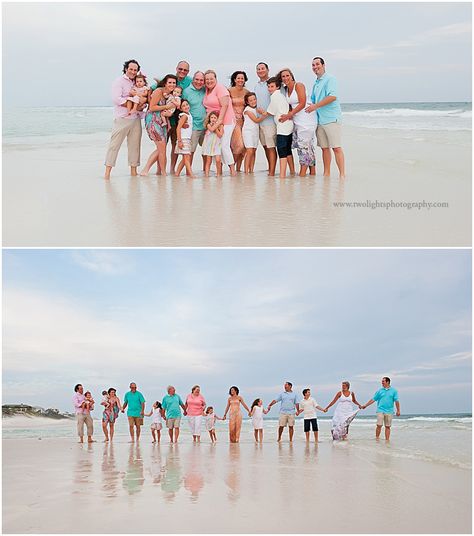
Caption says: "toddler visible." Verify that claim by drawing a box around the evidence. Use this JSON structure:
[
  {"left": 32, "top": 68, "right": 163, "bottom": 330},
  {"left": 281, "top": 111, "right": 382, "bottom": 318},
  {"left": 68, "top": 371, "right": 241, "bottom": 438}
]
[
  {"left": 101, "top": 390, "right": 110, "bottom": 410},
  {"left": 126, "top": 73, "right": 150, "bottom": 116},
  {"left": 82, "top": 391, "right": 95, "bottom": 414},
  {"left": 202, "top": 111, "right": 224, "bottom": 177},
  {"left": 161, "top": 86, "right": 182, "bottom": 126}
]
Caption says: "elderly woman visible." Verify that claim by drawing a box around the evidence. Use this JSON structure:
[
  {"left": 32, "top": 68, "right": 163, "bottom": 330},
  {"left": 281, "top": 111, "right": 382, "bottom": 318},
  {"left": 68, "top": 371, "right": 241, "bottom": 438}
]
[
  {"left": 223, "top": 386, "right": 250, "bottom": 443},
  {"left": 140, "top": 74, "right": 178, "bottom": 176},
  {"left": 101, "top": 387, "right": 123, "bottom": 442},
  {"left": 203, "top": 70, "right": 237, "bottom": 176},
  {"left": 277, "top": 68, "right": 317, "bottom": 176},
  {"left": 228, "top": 71, "right": 250, "bottom": 172},
  {"left": 184, "top": 385, "right": 206, "bottom": 442}
]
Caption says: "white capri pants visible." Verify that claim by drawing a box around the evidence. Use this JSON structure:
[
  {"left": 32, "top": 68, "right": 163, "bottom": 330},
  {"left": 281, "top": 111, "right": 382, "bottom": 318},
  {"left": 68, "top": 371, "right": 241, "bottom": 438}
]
[
  {"left": 188, "top": 415, "right": 203, "bottom": 436},
  {"left": 221, "top": 122, "right": 235, "bottom": 166}
]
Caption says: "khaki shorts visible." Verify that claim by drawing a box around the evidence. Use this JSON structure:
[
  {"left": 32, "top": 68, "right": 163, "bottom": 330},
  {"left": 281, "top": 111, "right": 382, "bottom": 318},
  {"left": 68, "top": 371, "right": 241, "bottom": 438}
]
[
  {"left": 259, "top": 123, "right": 277, "bottom": 148},
  {"left": 128, "top": 416, "right": 143, "bottom": 426},
  {"left": 376, "top": 413, "right": 393, "bottom": 427},
  {"left": 166, "top": 418, "right": 181, "bottom": 429},
  {"left": 278, "top": 414, "right": 295, "bottom": 427},
  {"left": 190, "top": 129, "right": 205, "bottom": 152},
  {"left": 316, "top": 121, "right": 342, "bottom": 149}
]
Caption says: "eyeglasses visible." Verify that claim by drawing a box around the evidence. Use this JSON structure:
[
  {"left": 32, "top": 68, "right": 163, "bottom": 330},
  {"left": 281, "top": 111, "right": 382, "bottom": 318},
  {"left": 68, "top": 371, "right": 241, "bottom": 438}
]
[{"left": 177, "top": 68, "right": 189, "bottom": 72}]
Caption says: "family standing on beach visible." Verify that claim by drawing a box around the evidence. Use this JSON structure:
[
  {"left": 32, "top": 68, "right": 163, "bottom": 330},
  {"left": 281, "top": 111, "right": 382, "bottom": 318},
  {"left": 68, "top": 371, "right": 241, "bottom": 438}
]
[
  {"left": 73, "top": 377, "right": 400, "bottom": 444},
  {"left": 104, "top": 58, "right": 346, "bottom": 180}
]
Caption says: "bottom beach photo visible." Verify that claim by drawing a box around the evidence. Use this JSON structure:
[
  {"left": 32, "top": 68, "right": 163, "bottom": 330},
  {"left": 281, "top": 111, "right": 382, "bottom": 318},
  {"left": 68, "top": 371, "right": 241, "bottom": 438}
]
[{"left": 2, "top": 248, "right": 472, "bottom": 534}]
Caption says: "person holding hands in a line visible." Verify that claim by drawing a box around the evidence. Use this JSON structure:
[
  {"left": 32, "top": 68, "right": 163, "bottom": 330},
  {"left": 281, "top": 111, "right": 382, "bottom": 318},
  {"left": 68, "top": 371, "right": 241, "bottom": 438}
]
[{"left": 360, "top": 377, "right": 400, "bottom": 440}]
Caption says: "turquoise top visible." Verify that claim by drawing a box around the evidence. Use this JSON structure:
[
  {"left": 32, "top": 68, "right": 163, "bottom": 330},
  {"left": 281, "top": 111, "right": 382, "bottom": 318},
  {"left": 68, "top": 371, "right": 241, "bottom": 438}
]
[
  {"left": 276, "top": 391, "right": 300, "bottom": 414},
  {"left": 162, "top": 394, "right": 184, "bottom": 419},
  {"left": 182, "top": 84, "right": 206, "bottom": 130},
  {"left": 178, "top": 75, "right": 192, "bottom": 90},
  {"left": 310, "top": 73, "right": 342, "bottom": 125},
  {"left": 123, "top": 390, "right": 145, "bottom": 417},
  {"left": 373, "top": 387, "right": 399, "bottom": 414}
]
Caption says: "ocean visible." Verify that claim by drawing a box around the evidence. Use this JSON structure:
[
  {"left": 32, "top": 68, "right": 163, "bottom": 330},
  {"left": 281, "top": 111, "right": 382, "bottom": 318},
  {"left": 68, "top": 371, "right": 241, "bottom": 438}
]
[
  {"left": 3, "top": 413, "right": 471, "bottom": 470},
  {"left": 3, "top": 102, "right": 471, "bottom": 148}
]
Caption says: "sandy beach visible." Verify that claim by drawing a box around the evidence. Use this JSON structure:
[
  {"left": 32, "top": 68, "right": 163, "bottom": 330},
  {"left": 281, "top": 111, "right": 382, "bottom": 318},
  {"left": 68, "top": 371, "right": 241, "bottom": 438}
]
[
  {"left": 3, "top": 416, "right": 471, "bottom": 534},
  {"left": 3, "top": 124, "right": 471, "bottom": 247}
]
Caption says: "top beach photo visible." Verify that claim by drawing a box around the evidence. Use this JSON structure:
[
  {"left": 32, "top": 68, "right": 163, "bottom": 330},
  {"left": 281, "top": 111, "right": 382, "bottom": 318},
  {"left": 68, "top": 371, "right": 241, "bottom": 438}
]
[{"left": 2, "top": 1, "right": 472, "bottom": 247}]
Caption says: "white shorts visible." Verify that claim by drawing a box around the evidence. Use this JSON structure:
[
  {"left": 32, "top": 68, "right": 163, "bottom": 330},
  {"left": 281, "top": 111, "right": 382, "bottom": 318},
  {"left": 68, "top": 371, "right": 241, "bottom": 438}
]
[
  {"left": 188, "top": 415, "right": 202, "bottom": 436},
  {"left": 243, "top": 129, "right": 259, "bottom": 149}
]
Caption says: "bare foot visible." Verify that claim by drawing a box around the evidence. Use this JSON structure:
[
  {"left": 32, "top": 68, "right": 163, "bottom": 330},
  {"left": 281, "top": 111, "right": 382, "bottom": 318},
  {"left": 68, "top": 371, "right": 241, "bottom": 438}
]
[{"left": 139, "top": 171, "right": 149, "bottom": 177}]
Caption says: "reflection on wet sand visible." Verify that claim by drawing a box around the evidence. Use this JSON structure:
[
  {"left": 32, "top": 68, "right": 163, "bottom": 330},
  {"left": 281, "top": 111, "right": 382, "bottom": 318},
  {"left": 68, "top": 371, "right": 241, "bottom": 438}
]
[
  {"left": 225, "top": 444, "right": 241, "bottom": 502},
  {"left": 122, "top": 443, "right": 144, "bottom": 496},
  {"left": 184, "top": 445, "right": 205, "bottom": 502},
  {"left": 103, "top": 175, "right": 346, "bottom": 246},
  {"left": 161, "top": 445, "right": 183, "bottom": 502},
  {"left": 101, "top": 443, "right": 120, "bottom": 498},
  {"left": 73, "top": 443, "right": 94, "bottom": 489}
]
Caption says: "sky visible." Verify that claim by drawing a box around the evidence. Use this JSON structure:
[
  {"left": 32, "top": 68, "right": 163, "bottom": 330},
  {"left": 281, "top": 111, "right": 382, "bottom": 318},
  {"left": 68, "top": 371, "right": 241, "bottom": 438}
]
[
  {"left": 3, "top": 249, "right": 471, "bottom": 414},
  {"left": 2, "top": 2, "right": 472, "bottom": 106}
]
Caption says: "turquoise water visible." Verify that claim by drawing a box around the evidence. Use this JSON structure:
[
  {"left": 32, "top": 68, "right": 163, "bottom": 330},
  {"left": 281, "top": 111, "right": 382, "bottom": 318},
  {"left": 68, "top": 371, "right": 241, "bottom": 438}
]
[{"left": 3, "top": 103, "right": 471, "bottom": 146}]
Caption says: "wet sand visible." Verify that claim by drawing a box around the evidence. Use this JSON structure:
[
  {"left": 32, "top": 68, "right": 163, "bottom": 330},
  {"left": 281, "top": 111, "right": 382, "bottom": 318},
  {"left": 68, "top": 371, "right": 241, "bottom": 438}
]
[
  {"left": 3, "top": 437, "right": 471, "bottom": 533},
  {"left": 3, "top": 126, "right": 471, "bottom": 246}
]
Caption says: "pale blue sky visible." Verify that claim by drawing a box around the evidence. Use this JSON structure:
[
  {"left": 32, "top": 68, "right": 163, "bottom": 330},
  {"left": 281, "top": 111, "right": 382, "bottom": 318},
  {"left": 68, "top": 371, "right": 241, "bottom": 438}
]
[
  {"left": 3, "top": 249, "right": 471, "bottom": 414},
  {"left": 2, "top": 2, "right": 472, "bottom": 106}
]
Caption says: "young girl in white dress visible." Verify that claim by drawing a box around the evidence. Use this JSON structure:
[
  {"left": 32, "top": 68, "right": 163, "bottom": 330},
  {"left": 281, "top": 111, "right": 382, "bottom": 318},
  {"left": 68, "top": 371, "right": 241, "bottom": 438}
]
[
  {"left": 202, "top": 111, "right": 224, "bottom": 177},
  {"left": 250, "top": 398, "right": 269, "bottom": 443},
  {"left": 242, "top": 92, "right": 268, "bottom": 173},
  {"left": 204, "top": 406, "right": 223, "bottom": 443},
  {"left": 144, "top": 401, "right": 163, "bottom": 443}
]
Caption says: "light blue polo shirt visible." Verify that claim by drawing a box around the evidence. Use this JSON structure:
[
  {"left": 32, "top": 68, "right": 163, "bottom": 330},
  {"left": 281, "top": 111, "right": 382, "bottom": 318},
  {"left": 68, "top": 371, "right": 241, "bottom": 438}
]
[
  {"left": 276, "top": 391, "right": 300, "bottom": 414},
  {"left": 310, "top": 73, "right": 342, "bottom": 125},
  {"left": 182, "top": 84, "right": 206, "bottom": 131},
  {"left": 162, "top": 394, "right": 184, "bottom": 419},
  {"left": 373, "top": 387, "right": 399, "bottom": 414},
  {"left": 254, "top": 79, "right": 274, "bottom": 126}
]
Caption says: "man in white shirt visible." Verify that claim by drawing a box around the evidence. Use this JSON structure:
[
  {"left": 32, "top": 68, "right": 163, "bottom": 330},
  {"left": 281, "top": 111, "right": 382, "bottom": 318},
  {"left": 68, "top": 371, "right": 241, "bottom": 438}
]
[{"left": 264, "top": 77, "right": 295, "bottom": 178}]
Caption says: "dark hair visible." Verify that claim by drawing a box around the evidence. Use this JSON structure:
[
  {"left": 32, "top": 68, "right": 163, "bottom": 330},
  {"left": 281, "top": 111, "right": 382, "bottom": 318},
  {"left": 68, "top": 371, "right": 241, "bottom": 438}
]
[
  {"left": 276, "top": 68, "right": 295, "bottom": 87},
  {"left": 251, "top": 398, "right": 261, "bottom": 410},
  {"left": 313, "top": 56, "right": 325, "bottom": 65},
  {"left": 157, "top": 74, "right": 178, "bottom": 88},
  {"left": 154, "top": 401, "right": 162, "bottom": 409},
  {"left": 205, "top": 406, "right": 214, "bottom": 414},
  {"left": 180, "top": 99, "right": 190, "bottom": 109},
  {"left": 123, "top": 59, "right": 140, "bottom": 74},
  {"left": 383, "top": 377, "right": 391, "bottom": 384},
  {"left": 285, "top": 381, "right": 293, "bottom": 388},
  {"left": 107, "top": 387, "right": 116, "bottom": 395},
  {"left": 302, "top": 388, "right": 310, "bottom": 396},
  {"left": 256, "top": 62, "right": 269, "bottom": 70},
  {"left": 230, "top": 71, "right": 248, "bottom": 87},
  {"left": 135, "top": 73, "right": 147, "bottom": 84},
  {"left": 244, "top": 92, "right": 256, "bottom": 106},
  {"left": 74, "top": 384, "right": 82, "bottom": 392},
  {"left": 229, "top": 386, "right": 240, "bottom": 395},
  {"left": 266, "top": 77, "right": 280, "bottom": 88},
  {"left": 84, "top": 391, "right": 91, "bottom": 396}
]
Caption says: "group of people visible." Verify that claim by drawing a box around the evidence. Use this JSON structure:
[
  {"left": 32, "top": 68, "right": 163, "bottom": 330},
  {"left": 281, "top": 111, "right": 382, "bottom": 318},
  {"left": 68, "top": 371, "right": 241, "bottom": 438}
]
[
  {"left": 73, "top": 377, "right": 400, "bottom": 444},
  {"left": 104, "top": 58, "right": 346, "bottom": 180}
]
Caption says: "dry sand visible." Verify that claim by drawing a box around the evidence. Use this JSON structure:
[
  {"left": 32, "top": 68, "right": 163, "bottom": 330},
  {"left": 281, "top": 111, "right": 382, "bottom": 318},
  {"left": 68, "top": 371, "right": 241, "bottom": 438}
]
[
  {"left": 2, "top": 437, "right": 471, "bottom": 533},
  {"left": 3, "top": 126, "right": 471, "bottom": 247}
]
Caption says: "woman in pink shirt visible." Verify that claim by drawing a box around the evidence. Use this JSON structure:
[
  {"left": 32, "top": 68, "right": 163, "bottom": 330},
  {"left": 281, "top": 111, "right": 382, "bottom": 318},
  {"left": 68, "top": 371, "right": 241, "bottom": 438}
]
[
  {"left": 185, "top": 385, "right": 206, "bottom": 442},
  {"left": 203, "top": 70, "right": 237, "bottom": 176}
]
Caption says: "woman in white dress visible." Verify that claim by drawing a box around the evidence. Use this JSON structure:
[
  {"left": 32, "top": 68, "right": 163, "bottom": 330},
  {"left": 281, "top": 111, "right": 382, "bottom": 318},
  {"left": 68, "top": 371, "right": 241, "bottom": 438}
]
[
  {"left": 325, "top": 381, "right": 362, "bottom": 440},
  {"left": 277, "top": 68, "right": 317, "bottom": 176}
]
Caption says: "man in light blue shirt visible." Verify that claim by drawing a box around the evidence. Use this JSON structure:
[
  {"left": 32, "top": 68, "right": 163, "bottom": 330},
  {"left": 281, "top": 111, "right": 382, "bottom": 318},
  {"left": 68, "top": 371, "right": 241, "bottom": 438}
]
[
  {"left": 254, "top": 62, "right": 277, "bottom": 176},
  {"left": 305, "top": 57, "right": 345, "bottom": 178},
  {"left": 268, "top": 382, "right": 300, "bottom": 442},
  {"left": 361, "top": 377, "right": 400, "bottom": 440}
]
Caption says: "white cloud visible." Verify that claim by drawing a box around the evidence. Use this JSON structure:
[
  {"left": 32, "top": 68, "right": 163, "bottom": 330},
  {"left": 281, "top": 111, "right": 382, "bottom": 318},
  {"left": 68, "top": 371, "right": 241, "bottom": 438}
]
[{"left": 70, "top": 250, "right": 135, "bottom": 275}]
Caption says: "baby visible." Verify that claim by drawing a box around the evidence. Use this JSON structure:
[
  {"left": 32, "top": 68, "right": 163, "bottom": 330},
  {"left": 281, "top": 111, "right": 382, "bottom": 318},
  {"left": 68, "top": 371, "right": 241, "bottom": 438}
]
[
  {"left": 126, "top": 73, "right": 149, "bottom": 116},
  {"left": 82, "top": 391, "right": 95, "bottom": 414},
  {"left": 101, "top": 390, "right": 110, "bottom": 410},
  {"left": 160, "top": 86, "right": 182, "bottom": 126}
]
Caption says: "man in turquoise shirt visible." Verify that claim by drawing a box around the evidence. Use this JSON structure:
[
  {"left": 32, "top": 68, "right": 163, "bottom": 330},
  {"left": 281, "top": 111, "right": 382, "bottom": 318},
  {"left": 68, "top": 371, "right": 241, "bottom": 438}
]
[
  {"left": 182, "top": 71, "right": 206, "bottom": 168},
  {"left": 162, "top": 385, "right": 186, "bottom": 443},
  {"left": 305, "top": 57, "right": 345, "bottom": 178},
  {"left": 361, "top": 377, "right": 400, "bottom": 440},
  {"left": 121, "top": 382, "right": 146, "bottom": 442}
]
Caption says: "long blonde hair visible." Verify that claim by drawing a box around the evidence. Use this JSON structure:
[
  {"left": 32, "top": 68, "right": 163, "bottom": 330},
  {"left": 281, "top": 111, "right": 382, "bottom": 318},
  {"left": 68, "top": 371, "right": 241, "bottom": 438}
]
[{"left": 204, "top": 111, "right": 219, "bottom": 128}]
